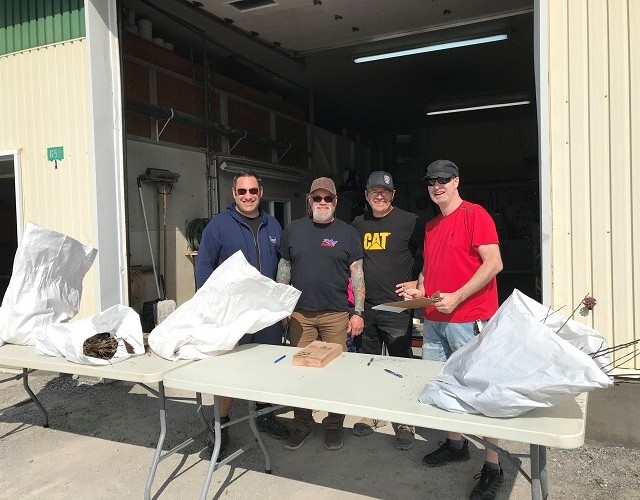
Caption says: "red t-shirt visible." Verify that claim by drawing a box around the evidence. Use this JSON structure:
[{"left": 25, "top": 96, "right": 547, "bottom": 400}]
[{"left": 423, "top": 201, "right": 499, "bottom": 323}]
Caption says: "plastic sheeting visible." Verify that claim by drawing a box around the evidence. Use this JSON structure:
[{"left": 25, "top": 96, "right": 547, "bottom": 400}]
[
  {"left": 0, "top": 223, "right": 97, "bottom": 346},
  {"left": 34, "top": 304, "right": 145, "bottom": 365},
  {"left": 149, "top": 251, "right": 301, "bottom": 360},
  {"left": 419, "top": 289, "right": 613, "bottom": 417}
]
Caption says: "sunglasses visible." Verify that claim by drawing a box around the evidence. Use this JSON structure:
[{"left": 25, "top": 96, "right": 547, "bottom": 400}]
[
  {"left": 311, "top": 195, "right": 335, "bottom": 203},
  {"left": 425, "top": 176, "right": 456, "bottom": 187},
  {"left": 235, "top": 187, "right": 260, "bottom": 195}
]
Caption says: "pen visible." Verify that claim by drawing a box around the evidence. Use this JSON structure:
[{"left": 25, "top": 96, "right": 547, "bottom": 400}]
[
  {"left": 274, "top": 354, "right": 286, "bottom": 364},
  {"left": 384, "top": 368, "right": 403, "bottom": 378},
  {"left": 367, "top": 357, "right": 374, "bottom": 366}
]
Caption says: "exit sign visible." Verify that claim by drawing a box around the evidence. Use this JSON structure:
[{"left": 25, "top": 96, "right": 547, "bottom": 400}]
[{"left": 47, "top": 146, "right": 64, "bottom": 161}]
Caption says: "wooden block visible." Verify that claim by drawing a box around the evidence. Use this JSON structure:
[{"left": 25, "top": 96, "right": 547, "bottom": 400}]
[{"left": 292, "top": 340, "right": 343, "bottom": 368}]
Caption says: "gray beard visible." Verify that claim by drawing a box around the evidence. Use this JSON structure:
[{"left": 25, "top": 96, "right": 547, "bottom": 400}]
[{"left": 312, "top": 207, "right": 334, "bottom": 223}]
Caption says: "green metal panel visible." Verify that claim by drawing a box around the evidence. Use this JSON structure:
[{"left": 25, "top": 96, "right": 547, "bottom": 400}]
[{"left": 0, "top": 0, "right": 85, "bottom": 56}]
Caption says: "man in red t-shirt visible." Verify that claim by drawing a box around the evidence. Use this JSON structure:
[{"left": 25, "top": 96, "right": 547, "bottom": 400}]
[{"left": 401, "top": 160, "right": 504, "bottom": 500}]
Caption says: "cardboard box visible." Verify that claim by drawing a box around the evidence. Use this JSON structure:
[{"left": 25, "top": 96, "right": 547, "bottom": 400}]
[{"left": 292, "top": 340, "right": 343, "bottom": 367}]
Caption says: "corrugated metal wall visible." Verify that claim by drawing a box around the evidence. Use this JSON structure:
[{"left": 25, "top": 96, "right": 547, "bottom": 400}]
[
  {"left": 0, "top": 39, "right": 98, "bottom": 318},
  {"left": 549, "top": 1, "right": 639, "bottom": 373},
  {"left": 0, "top": 0, "right": 85, "bottom": 56}
]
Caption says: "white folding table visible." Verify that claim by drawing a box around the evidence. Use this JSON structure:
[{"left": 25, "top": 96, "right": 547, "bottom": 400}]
[
  {"left": 163, "top": 343, "right": 587, "bottom": 500},
  {"left": 0, "top": 344, "right": 194, "bottom": 500}
]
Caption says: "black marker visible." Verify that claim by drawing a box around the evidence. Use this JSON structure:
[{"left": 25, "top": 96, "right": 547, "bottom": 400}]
[
  {"left": 367, "top": 357, "right": 374, "bottom": 366},
  {"left": 384, "top": 368, "right": 403, "bottom": 378}
]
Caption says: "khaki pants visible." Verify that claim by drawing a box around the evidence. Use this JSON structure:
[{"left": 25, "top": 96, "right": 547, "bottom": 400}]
[{"left": 289, "top": 310, "right": 349, "bottom": 432}]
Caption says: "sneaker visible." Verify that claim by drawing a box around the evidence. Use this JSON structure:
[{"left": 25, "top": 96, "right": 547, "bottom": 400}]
[
  {"left": 422, "top": 439, "right": 470, "bottom": 467},
  {"left": 206, "top": 415, "right": 230, "bottom": 459},
  {"left": 394, "top": 424, "right": 415, "bottom": 450},
  {"left": 283, "top": 427, "right": 314, "bottom": 451},
  {"left": 469, "top": 464, "right": 503, "bottom": 500},
  {"left": 256, "top": 412, "right": 290, "bottom": 440},
  {"left": 324, "top": 428, "right": 344, "bottom": 450}
]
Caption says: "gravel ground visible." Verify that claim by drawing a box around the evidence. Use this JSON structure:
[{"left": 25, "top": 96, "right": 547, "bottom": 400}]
[{"left": 1, "top": 370, "right": 639, "bottom": 499}]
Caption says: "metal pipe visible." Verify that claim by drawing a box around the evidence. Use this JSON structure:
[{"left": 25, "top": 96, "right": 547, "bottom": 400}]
[{"left": 125, "top": 98, "right": 291, "bottom": 151}]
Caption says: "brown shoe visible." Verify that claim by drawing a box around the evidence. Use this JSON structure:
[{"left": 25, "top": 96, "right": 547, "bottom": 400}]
[
  {"left": 324, "top": 428, "right": 344, "bottom": 450},
  {"left": 283, "top": 427, "right": 314, "bottom": 451}
]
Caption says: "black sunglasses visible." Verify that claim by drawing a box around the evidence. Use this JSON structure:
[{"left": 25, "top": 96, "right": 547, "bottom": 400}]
[
  {"left": 425, "top": 176, "right": 455, "bottom": 187},
  {"left": 311, "top": 195, "right": 335, "bottom": 203},
  {"left": 235, "top": 188, "right": 260, "bottom": 195}
]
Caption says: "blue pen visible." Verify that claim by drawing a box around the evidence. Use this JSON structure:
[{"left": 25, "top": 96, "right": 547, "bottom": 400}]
[
  {"left": 384, "top": 368, "right": 403, "bottom": 378},
  {"left": 274, "top": 354, "right": 286, "bottom": 364}
]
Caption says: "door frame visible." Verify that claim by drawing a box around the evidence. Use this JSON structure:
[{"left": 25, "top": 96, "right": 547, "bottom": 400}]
[{"left": 0, "top": 149, "right": 24, "bottom": 243}]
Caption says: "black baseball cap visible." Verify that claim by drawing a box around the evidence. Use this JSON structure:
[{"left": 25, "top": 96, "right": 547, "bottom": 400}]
[
  {"left": 421, "top": 160, "right": 459, "bottom": 181},
  {"left": 366, "top": 171, "right": 394, "bottom": 190}
]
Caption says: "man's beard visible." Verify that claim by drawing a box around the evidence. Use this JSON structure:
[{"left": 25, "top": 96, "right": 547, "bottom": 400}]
[{"left": 312, "top": 206, "right": 334, "bottom": 223}]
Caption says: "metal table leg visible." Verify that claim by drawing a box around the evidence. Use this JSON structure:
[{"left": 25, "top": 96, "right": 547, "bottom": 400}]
[
  {"left": 144, "top": 383, "right": 167, "bottom": 500},
  {"left": 247, "top": 401, "right": 271, "bottom": 473},
  {"left": 22, "top": 369, "right": 49, "bottom": 427},
  {"left": 530, "top": 444, "right": 549, "bottom": 500},
  {"left": 198, "top": 397, "right": 275, "bottom": 499}
]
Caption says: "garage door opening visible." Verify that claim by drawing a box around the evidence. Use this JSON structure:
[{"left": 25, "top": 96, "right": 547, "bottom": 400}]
[{"left": 119, "top": 0, "right": 539, "bottom": 304}]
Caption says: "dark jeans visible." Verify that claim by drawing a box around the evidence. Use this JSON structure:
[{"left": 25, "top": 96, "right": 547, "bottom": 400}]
[
  {"left": 238, "top": 322, "right": 284, "bottom": 346},
  {"left": 355, "top": 304, "right": 413, "bottom": 358}
]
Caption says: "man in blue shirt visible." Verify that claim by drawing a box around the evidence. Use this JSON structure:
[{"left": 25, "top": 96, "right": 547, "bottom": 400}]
[{"left": 196, "top": 170, "right": 289, "bottom": 454}]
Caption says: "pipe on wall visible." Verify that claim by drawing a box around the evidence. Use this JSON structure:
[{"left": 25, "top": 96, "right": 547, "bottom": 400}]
[{"left": 125, "top": 98, "right": 291, "bottom": 151}]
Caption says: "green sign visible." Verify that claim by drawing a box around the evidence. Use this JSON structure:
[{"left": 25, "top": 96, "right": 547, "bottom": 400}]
[{"left": 47, "top": 146, "right": 64, "bottom": 161}]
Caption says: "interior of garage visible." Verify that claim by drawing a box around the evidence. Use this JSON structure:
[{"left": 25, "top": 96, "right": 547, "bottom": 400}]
[{"left": 118, "top": 0, "right": 539, "bottom": 312}]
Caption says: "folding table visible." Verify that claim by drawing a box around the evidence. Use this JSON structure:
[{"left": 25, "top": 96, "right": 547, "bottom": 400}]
[
  {"left": 163, "top": 343, "right": 587, "bottom": 500},
  {"left": 0, "top": 344, "right": 193, "bottom": 500}
]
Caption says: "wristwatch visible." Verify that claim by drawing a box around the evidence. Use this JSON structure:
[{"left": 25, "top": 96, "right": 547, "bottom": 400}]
[{"left": 350, "top": 308, "right": 364, "bottom": 317}]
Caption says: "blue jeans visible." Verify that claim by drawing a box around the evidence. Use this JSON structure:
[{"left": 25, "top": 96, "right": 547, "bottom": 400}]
[{"left": 421, "top": 320, "right": 484, "bottom": 362}]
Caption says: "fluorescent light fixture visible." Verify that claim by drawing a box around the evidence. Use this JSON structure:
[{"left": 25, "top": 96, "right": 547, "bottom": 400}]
[
  {"left": 353, "top": 34, "right": 507, "bottom": 64},
  {"left": 219, "top": 159, "right": 303, "bottom": 182},
  {"left": 426, "top": 100, "right": 530, "bottom": 115}
]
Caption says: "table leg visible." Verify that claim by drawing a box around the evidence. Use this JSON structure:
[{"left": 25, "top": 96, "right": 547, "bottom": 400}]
[
  {"left": 144, "top": 383, "right": 167, "bottom": 500},
  {"left": 199, "top": 396, "right": 224, "bottom": 500},
  {"left": 540, "top": 446, "right": 548, "bottom": 499},
  {"left": 22, "top": 368, "right": 49, "bottom": 427},
  {"left": 247, "top": 401, "right": 271, "bottom": 473},
  {"left": 530, "top": 444, "right": 549, "bottom": 500}
]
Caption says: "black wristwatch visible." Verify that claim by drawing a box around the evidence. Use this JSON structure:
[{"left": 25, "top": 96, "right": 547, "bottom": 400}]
[{"left": 350, "top": 308, "right": 364, "bottom": 317}]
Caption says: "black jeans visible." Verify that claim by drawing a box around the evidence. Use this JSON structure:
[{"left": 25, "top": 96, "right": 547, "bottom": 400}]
[{"left": 355, "top": 303, "right": 413, "bottom": 358}]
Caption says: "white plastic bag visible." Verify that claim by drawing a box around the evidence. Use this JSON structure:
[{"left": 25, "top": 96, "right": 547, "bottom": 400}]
[
  {"left": 0, "top": 223, "right": 97, "bottom": 345},
  {"left": 34, "top": 304, "right": 145, "bottom": 365},
  {"left": 419, "top": 289, "right": 613, "bottom": 417},
  {"left": 148, "top": 251, "right": 301, "bottom": 360}
]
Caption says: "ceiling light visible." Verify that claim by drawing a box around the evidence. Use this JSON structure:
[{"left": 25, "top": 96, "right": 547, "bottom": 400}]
[
  {"left": 353, "top": 34, "right": 508, "bottom": 64},
  {"left": 426, "top": 100, "right": 530, "bottom": 116}
]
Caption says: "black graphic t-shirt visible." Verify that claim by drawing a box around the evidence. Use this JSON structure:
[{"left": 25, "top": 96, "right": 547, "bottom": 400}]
[
  {"left": 351, "top": 207, "right": 424, "bottom": 305},
  {"left": 280, "top": 217, "right": 363, "bottom": 311}
]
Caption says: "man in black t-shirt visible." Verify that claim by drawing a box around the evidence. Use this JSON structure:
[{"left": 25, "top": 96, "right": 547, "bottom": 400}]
[
  {"left": 351, "top": 171, "right": 424, "bottom": 450},
  {"left": 277, "top": 176, "right": 364, "bottom": 452}
]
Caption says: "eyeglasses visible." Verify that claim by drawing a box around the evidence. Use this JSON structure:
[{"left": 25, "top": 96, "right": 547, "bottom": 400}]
[
  {"left": 310, "top": 195, "right": 335, "bottom": 203},
  {"left": 425, "top": 176, "right": 456, "bottom": 187},
  {"left": 235, "top": 188, "right": 260, "bottom": 195},
  {"left": 367, "top": 189, "right": 393, "bottom": 198}
]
